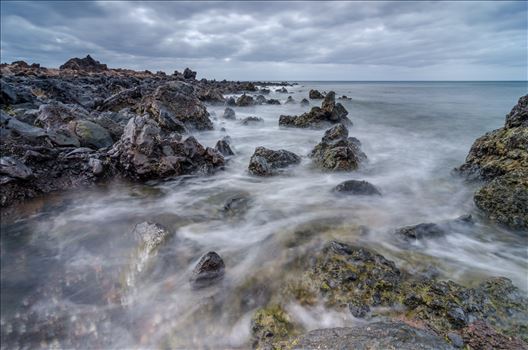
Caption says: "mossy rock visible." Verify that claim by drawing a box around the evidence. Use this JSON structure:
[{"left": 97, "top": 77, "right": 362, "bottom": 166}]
[{"left": 251, "top": 305, "right": 299, "bottom": 349}]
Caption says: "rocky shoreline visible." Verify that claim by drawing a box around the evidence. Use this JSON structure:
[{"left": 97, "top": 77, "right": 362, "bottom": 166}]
[{"left": 1, "top": 56, "right": 527, "bottom": 349}]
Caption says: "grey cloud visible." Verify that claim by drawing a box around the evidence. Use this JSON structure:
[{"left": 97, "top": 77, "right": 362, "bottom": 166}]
[{"left": 0, "top": 1, "right": 525, "bottom": 80}]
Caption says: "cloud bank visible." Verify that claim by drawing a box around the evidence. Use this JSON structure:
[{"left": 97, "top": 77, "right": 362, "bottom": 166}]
[{"left": 1, "top": 1, "right": 526, "bottom": 80}]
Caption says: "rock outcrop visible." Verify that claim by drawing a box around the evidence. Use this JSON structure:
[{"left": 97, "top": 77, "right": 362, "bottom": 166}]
[
  {"left": 59, "top": 55, "right": 108, "bottom": 72},
  {"left": 309, "top": 89, "right": 324, "bottom": 99},
  {"left": 457, "top": 95, "right": 527, "bottom": 229},
  {"left": 279, "top": 91, "right": 351, "bottom": 128},
  {"left": 309, "top": 124, "right": 366, "bottom": 171},
  {"left": 248, "top": 147, "right": 301, "bottom": 176}
]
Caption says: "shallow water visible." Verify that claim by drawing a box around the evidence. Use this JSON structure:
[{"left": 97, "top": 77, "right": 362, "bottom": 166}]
[{"left": 1, "top": 81, "right": 527, "bottom": 349}]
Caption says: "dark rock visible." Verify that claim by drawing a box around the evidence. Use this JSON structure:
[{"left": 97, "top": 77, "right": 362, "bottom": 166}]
[
  {"left": 474, "top": 171, "right": 527, "bottom": 229},
  {"left": 71, "top": 120, "right": 113, "bottom": 149},
  {"left": 98, "top": 87, "right": 142, "bottom": 112},
  {"left": 348, "top": 302, "right": 370, "bottom": 318},
  {"left": 279, "top": 91, "right": 351, "bottom": 128},
  {"left": 215, "top": 137, "right": 234, "bottom": 156},
  {"left": 506, "top": 94, "right": 528, "bottom": 128},
  {"left": 300, "top": 98, "right": 310, "bottom": 106},
  {"left": 226, "top": 96, "right": 236, "bottom": 106},
  {"left": 222, "top": 192, "right": 251, "bottom": 218},
  {"left": 289, "top": 322, "right": 455, "bottom": 350},
  {"left": 333, "top": 180, "right": 381, "bottom": 195},
  {"left": 285, "top": 96, "right": 295, "bottom": 104},
  {"left": 35, "top": 102, "right": 89, "bottom": 129},
  {"left": 447, "top": 332, "right": 464, "bottom": 348},
  {"left": 260, "top": 88, "right": 271, "bottom": 94},
  {"left": 1, "top": 111, "right": 46, "bottom": 140},
  {"left": 338, "top": 95, "right": 352, "bottom": 100},
  {"left": 248, "top": 146, "right": 301, "bottom": 176},
  {"left": 251, "top": 305, "right": 295, "bottom": 348},
  {"left": 266, "top": 99, "right": 281, "bottom": 105},
  {"left": 276, "top": 87, "right": 288, "bottom": 93},
  {"left": 189, "top": 251, "right": 225, "bottom": 289},
  {"left": 461, "top": 320, "right": 528, "bottom": 350},
  {"left": 396, "top": 223, "right": 446, "bottom": 240},
  {"left": 309, "top": 124, "right": 366, "bottom": 171},
  {"left": 309, "top": 89, "right": 324, "bottom": 99},
  {"left": 255, "top": 95, "right": 267, "bottom": 105},
  {"left": 0, "top": 156, "right": 33, "bottom": 180},
  {"left": 222, "top": 107, "right": 236, "bottom": 120},
  {"left": 183, "top": 67, "right": 197, "bottom": 80},
  {"left": 59, "top": 55, "right": 108, "bottom": 72},
  {"left": 236, "top": 94, "right": 255, "bottom": 107},
  {"left": 143, "top": 81, "right": 212, "bottom": 131},
  {"left": 240, "top": 116, "right": 264, "bottom": 125}
]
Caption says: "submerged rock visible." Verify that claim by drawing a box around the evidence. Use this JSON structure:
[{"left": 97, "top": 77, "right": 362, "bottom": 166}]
[
  {"left": 279, "top": 91, "right": 351, "bottom": 128},
  {"left": 285, "top": 96, "right": 295, "bottom": 104},
  {"left": 309, "top": 89, "right": 324, "bottom": 99},
  {"left": 276, "top": 87, "right": 288, "bottom": 93},
  {"left": 248, "top": 146, "right": 301, "bottom": 176},
  {"left": 266, "top": 98, "right": 281, "bottom": 105},
  {"left": 215, "top": 136, "right": 234, "bottom": 157},
  {"left": 289, "top": 322, "right": 455, "bottom": 350},
  {"left": 309, "top": 124, "right": 366, "bottom": 171},
  {"left": 300, "top": 98, "right": 310, "bottom": 106},
  {"left": 395, "top": 215, "right": 475, "bottom": 241},
  {"left": 240, "top": 116, "right": 264, "bottom": 125},
  {"left": 222, "top": 107, "right": 236, "bottom": 120},
  {"left": 251, "top": 305, "right": 296, "bottom": 349},
  {"left": 333, "top": 180, "right": 381, "bottom": 195},
  {"left": 189, "top": 251, "right": 225, "bottom": 289}
]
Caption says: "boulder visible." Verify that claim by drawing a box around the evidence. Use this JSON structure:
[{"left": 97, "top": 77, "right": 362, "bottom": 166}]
[
  {"left": 222, "top": 107, "right": 236, "bottom": 120},
  {"left": 395, "top": 215, "right": 474, "bottom": 241},
  {"left": 266, "top": 99, "right": 281, "bottom": 105},
  {"left": 255, "top": 95, "right": 267, "bottom": 105},
  {"left": 226, "top": 96, "right": 236, "bottom": 106},
  {"left": 285, "top": 96, "right": 295, "bottom": 104},
  {"left": 189, "top": 251, "right": 225, "bottom": 289},
  {"left": 0, "top": 156, "right": 33, "bottom": 180},
  {"left": 248, "top": 147, "right": 301, "bottom": 176},
  {"left": 183, "top": 67, "right": 197, "bottom": 80},
  {"left": 143, "top": 81, "right": 213, "bottom": 131},
  {"left": 279, "top": 91, "right": 351, "bottom": 128},
  {"left": 300, "top": 98, "right": 310, "bottom": 107},
  {"left": 71, "top": 120, "right": 113, "bottom": 149},
  {"left": 309, "top": 89, "right": 324, "bottom": 99},
  {"left": 333, "top": 180, "right": 381, "bottom": 195},
  {"left": 276, "top": 87, "right": 288, "bottom": 93},
  {"left": 97, "top": 87, "right": 143, "bottom": 112},
  {"left": 309, "top": 124, "right": 366, "bottom": 171},
  {"left": 236, "top": 94, "right": 255, "bottom": 107},
  {"left": 59, "top": 55, "right": 108, "bottom": 72},
  {"left": 240, "top": 116, "right": 264, "bottom": 125},
  {"left": 35, "top": 102, "right": 90, "bottom": 129},
  {"left": 111, "top": 115, "right": 224, "bottom": 180},
  {"left": 215, "top": 137, "right": 234, "bottom": 156}
]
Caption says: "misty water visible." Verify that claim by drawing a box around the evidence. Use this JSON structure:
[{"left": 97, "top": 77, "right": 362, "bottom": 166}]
[{"left": 1, "top": 81, "right": 527, "bottom": 349}]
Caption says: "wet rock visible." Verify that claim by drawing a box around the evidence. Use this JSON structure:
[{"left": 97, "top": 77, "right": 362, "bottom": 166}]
[
  {"left": 222, "top": 107, "right": 236, "bottom": 120},
  {"left": 240, "top": 116, "right": 264, "bottom": 125},
  {"left": 236, "top": 93, "right": 255, "bottom": 107},
  {"left": 285, "top": 96, "right": 295, "bottom": 104},
  {"left": 143, "top": 81, "right": 213, "bottom": 131},
  {"left": 461, "top": 320, "right": 528, "bottom": 350},
  {"left": 309, "top": 89, "right": 324, "bottom": 99},
  {"left": 215, "top": 137, "right": 234, "bottom": 156},
  {"left": 474, "top": 171, "right": 527, "bottom": 229},
  {"left": 309, "top": 124, "right": 366, "bottom": 171},
  {"left": 0, "top": 156, "right": 33, "bottom": 180},
  {"left": 300, "top": 98, "right": 310, "bottom": 106},
  {"left": 506, "top": 94, "right": 528, "bottom": 128},
  {"left": 189, "top": 251, "right": 225, "bottom": 289},
  {"left": 248, "top": 146, "right": 301, "bottom": 176},
  {"left": 111, "top": 115, "right": 224, "bottom": 180},
  {"left": 260, "top": 88, "right": 271, "bottom": 94},
  {"left": 71, "top": 120, "right": 114, "bottom": 149},
  {"left": 396, "top": 222, "right": 446, "bottom": 240},
  {"left": 279, "top": 91, "right": 352, "bottom": 128},
  {"left": 251, "top": 305, "right": 296, "bottom": 349},
  {"left": 183, "top": 67, "right": 197, "bottom": 80},
  {"left": 222, "top": 191, "right": 251, "bottom": 218},
  {"left": 288, "top": 322, "right": 455, "bottom": 350},
  {"left": 276, "top": 87, "right": 288, "bottom": 93},
  {"left": 348, "top": 302, "right": 370, "bottom": 318},
  {"left": 333, "top": 180, "right": 381, "bottom": 196},
  {"left": 59, "top": 55, "right": 108, "bottom": 72},
  {"left": 266, "top": 98, "right": 281, "bottom": 105},
  {"left": 255, "top": 94, "right": 267, "bottom": 105},
  {"left": 338, "top": 95, "right": 352, "bottom": 100},
  {"left": 226, "top": 96, "right": 236, "bottom": 106}
]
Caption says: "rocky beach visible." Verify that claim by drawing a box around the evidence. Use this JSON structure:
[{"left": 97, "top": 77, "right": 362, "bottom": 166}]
[{"left": 1, "top": 56, "right": 527, "bottom": 349}]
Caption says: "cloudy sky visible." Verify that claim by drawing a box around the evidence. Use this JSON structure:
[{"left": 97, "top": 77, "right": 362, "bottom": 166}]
[{"left": 1, "top": 1, "right": 526, "bottom": 80}]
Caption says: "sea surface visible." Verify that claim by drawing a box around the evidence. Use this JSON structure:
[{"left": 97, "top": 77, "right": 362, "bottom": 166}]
[{"left": 1, "top": 81, "right": 527, "bottom": 348}]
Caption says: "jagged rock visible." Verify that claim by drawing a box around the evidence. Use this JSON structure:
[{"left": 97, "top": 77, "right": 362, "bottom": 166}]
[
  {"left": 266, "top": 99, "right": 281, "bottom": 105},
  {"left": 333, "top": 180, "right": 381, "bottom": 195},
  {"left": 279, "top": 91, "right": 351, "bottom": 128},
  {"left": 183, "top": 67, "right": 197, "bottom": 80},
  {"left": 215, "top": 137, "right": 234, "bottom": 156},
  {"left": 461, "top": 320, "right": 528, "bottom": 350},
  {"left": 300, "top": 98, "right": 310, "bottom": 106},
  {"left": 309, "top": 124, "right": 366, "bottom": 171},
  {"left": 236, "top": 94, "right": 255, "bottom": 107},
  {"left": 97, "top": 87, "right": 143, "bottom": 112},
  {"left": 248, "top": 147, "right": 301, "bottom": 176},
  {"left": 309, "top": 89, "right": 324, "bottom": 99},
  {"left": 506, "top": 94, "right": 528, "bottom": 128},
  {"left": 276, "top": 87, "right": 288, "bottom": 93},
  {"left": 0, "top": 156, "right": 33, "bottom": 180},
  {"left": 222, "top": 107, "right": 236, "bottom": 120},
  {"left": 92, "top": 112, "right": 125, "bottom": 140},
  {"left": 59, "top": 55, "right": 108, "bottom": 72},
  {"left": 260, "top": 88, "right": 270, "bottom": 94},
  {"left": 35, "top": 102, "right": 90, "bottom": 129},
  {"left": 240, "top": 116, "right": 264, "bottom": 125},
  {"left": 285, "top": 96, "right": 295, "bottom": 104},
  {"left": 474, "top": 171, "right": 527, "bottom": 229},
  {"left": 189, "top": 251, "right": 225, "bottom": 289},
  {"left": 71, "top": 120, "right": 113, "bottom": 149},
  {"left": 289, "top": 322, "right": 455, "bottom": 350},
  {"left": 111, "top": 115, "right": 223, "bottom": 180},
  {"left": 0, "top": 111, "right": 46, "bottom": 140},
  {"left": 143, "top": 81, "right": 213, "bottom": 131}
]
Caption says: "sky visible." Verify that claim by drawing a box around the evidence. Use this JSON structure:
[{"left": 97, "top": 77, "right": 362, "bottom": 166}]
[{"left": 1, "top": 1, "right": 527, "bottom": 81}]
